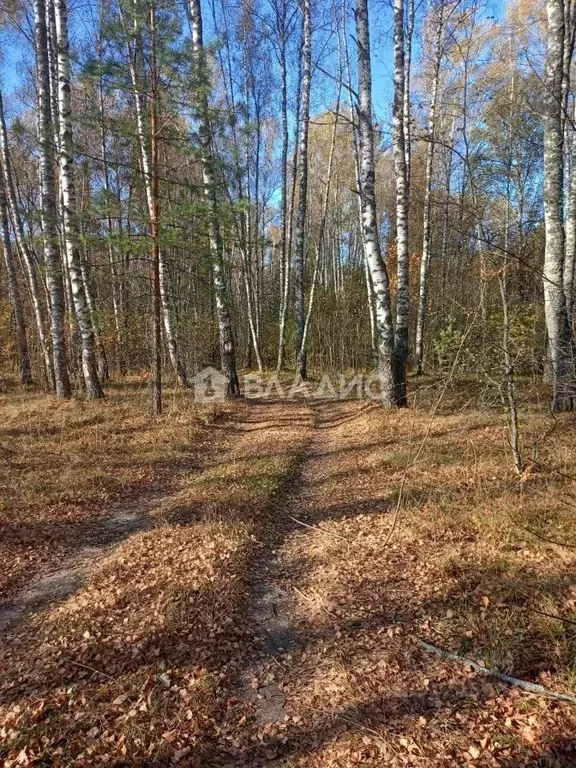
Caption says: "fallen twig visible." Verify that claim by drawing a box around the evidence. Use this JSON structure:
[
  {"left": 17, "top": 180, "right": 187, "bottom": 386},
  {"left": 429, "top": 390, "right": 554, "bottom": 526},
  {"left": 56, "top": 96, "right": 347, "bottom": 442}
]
[
  {"left": 419, "top": 640, "right": 576, "bottom": 705},
  {"left": 527, "top": 607, "right": 576, "bottom": 627},
  {"left": 288, "top": 515, "right": 351, "bottom": 542},
  {"left": 521, "top": 525, "right": 576, "bottom": 550},
  {"left": 63, "top": 657, "right": 115, "bottom": 681},
  {"left": 493, "top": 600, "right": 576, "bottom": 628}
]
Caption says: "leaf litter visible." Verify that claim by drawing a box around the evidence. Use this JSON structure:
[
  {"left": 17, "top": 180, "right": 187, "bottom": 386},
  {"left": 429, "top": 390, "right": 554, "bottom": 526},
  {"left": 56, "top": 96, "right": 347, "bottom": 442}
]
[{"left": 2, "top": 384, "right": 576, "bottom": 765}]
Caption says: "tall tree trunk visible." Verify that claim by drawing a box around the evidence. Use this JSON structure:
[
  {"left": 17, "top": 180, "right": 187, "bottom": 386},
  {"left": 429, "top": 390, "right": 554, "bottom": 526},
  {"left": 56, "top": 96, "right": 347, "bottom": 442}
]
[
  {"left": 440, "top": 117, "right": 455, "bottom": 312},
  {"left": 294, "top": 0, "right": 311, "bottom": 380},
  {"left": 564, "top": 100, "right": 576, "bottom": 328},
  {"left": 276, "top": 3, "right": 290, "bottom": 372},
  {"left": 415, "top": 1, "right": 445, "bottom": 375},
  {"left": 189, "top": 0, "right": 240, "bottom": 396},
  {"left": 563, "top": 1, "right": 576, "bottom": 326},
  {"left": 499, "top": 37, "right": 522, "bottom": 475},
  {"left": 278, "top": 10, "right": 303, "bottom": 372},
  {"left": 119, "top": 0, "right": 188, "bottom": 387},
  {"left": 150, "top": 1, "right": 162, "bottom": 414},
  {"left": 543, "top": 0, "right": 573, "bottom": 411},
  {"left": 53, "top": 0, "right": 103, "bottom": 399},
  {"left": 97, "top": 46, "right": 126, "bottom": 375},
  {"left": 393, "top": 0, "right": 409, "bottom": 406},
  {"left": 355, "top": 0, "right": 395, "bottom": 404},
  {"left": 0, "top": 159, "right": 32, "bottom": 385},
  {"left": 35, "top": 0, "right": 71, "bottom": 398},
  {"left": 209, "top": 0, "right": 263, "bottom": 373},
  {"left": 344, "top": 3, "right": 376, "bottom": 359},
  {"left": 0, "top": 88, "right": 53, "bottom": 388},
  {"left": 403, "top": 0, "right": 414, "bottom": 193}
]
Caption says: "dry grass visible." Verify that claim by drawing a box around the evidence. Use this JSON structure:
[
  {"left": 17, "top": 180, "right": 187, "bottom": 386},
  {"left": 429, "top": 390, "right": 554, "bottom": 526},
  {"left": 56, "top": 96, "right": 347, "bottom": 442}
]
[
  {"left": 3, "top": 377, "right": 576, "bottom": 766},
  {"left": 0, "top": 378, "right": 238, "bottom": 602},
  {"left": 0, "top": 390, "right": 311, "bottom": 766},
  {"left": 277, "top": 385, "right": 576, "bottom": 766}
]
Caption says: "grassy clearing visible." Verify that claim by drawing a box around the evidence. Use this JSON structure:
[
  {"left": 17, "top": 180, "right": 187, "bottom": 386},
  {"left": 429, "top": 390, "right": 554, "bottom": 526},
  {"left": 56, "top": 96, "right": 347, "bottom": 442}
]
[
  {"left": 3, "top": 378, "right": 576, "bottom": 765},
  {"left": 0, "top": 379, "right": 238, "bottom": 603},
  {"left": 0, "top": 392, "right": 310, "bottom": 766},
  {"left": 280, "top": 386, "right": 576, "bottom": 766}
]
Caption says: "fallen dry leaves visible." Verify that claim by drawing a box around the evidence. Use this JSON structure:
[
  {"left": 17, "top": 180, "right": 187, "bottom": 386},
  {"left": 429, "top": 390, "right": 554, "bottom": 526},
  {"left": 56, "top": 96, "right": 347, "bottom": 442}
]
[{"left": 2, "top": 379, "right": 576, "bottom": 766}]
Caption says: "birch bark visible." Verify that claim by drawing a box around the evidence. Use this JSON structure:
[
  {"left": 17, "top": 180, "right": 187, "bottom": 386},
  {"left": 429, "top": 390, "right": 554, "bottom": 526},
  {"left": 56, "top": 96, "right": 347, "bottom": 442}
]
[
  {"left": 189, "top": 0, "right": 240, "bottom": 396},
  {"left": 276, "top": 0, "right": 290, "bottom": 372},
  {"left": 0, "top": 158, "right": 32, "bottom": 385},
  {"left": 393, "top": 0, "right": 409, "bottom": 406},
  {"left": 403, "top": 0, "right": 414, "bottom": 192},
  {"left": 355, "top": 0, "right": 396, "bottom": 404},
  {"left": 564, "top": 103, "right": 576, "bottom": 328},
  {"left": 543, "top": 0, "right": 573, "bottom": 411},
  {"left": 0, "top": 88, "right": 53, "bottom": 388},
  {"left": 415, "top": 1, "right": 445, "bottom": 375},
  {"left": 53, "top": 0, "right": 103, "bottom": 399},
  {"left": 35, "top": 0, "right": 71, "bottom": 398},
  {"left": 294, "top": 0, "right": 312, "bottom": 380}
]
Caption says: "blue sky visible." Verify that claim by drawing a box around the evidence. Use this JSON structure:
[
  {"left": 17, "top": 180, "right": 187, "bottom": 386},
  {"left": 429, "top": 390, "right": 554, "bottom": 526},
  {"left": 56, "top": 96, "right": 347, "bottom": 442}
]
[{"left": 0, "top": 0, "right": 506, "bottom": 128}]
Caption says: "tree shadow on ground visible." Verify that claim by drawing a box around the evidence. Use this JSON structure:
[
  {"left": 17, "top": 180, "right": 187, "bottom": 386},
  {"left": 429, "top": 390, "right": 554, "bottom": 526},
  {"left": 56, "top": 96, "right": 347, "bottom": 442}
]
[{"left": 2, "top": 397, "right": 576, "bottom": 766}]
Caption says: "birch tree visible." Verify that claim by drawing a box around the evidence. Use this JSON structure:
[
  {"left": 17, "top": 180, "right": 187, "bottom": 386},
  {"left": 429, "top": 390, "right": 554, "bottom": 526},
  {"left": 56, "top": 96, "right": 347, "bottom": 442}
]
[
  {"left": 0, "top": 88, "right": 53, "bottom": 388},
  {"left": 271, "top": 0, "right": 293, "bottom": 372},
  {"left": 294, "top": 0, "right": 311, "bottom": 380},
  {"left": 564, "top": 1, "right": 576, "bottom": 327},
  {"left": 355, "top": 0, "right": 396, "bottom": 404},
  {"left": 415, "top": 0, "right": 445, "bottom": 375},
  {"left": 35, "top": 0, "right": 71, "bottom": 398},
  {"left": 150, "top": 0, "right": 162, "bottom": 414},
  {"left": 393, "top": 0, "right": 409, "bottom": 406},
  {"left": 189, "top": 0, "right": 240, "bottom": 396},
  {"left": 403, "top": 0, "right": 414, "bottom": 192},
  {"left": 53, "top": 0, "right": 104, "bottom": 399},
  {"left": 0, "top": 156, "right": 32, "bottom": 385},
  {"left": 543, "top": 0, "right": 573, "bottom": 411},
  {"left": 564, "top": 102, "right": 576, "bottom": 327}
]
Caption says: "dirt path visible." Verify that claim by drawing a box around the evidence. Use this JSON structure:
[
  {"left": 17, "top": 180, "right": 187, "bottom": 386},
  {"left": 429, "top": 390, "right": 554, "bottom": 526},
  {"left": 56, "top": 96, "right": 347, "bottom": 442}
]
[
  {"left": 3, "top": 397, "right": 576, "bottom": 767},
  {"left": 238, "top": 399, "right": 317, "bottom": 728},
  {"left": 229, "top": 398, "right": 373, "bottom": 764}
]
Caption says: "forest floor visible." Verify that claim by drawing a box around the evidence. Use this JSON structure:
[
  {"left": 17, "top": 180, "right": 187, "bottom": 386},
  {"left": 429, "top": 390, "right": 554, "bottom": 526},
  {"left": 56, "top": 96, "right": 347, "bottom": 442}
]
[{"left": 2, "top": 377, "right": 576, "bottom": 766}]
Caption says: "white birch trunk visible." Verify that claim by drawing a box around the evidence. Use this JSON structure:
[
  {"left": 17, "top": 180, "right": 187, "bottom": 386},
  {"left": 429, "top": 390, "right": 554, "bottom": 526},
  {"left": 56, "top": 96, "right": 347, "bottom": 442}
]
[
  {"left": 355, "top": 0, "right": 395, "bottom": 404},
  {"left": 294, "top": 0, "right": 312, "bottom": 380},
  {"left": 440, "top": 116, "right": 456, "bottom": 306},
  {"left": 393, "top": 0, "right": 409, "bottom": 406},
  {"left": 53, "top": 0, "right": 103, "bottom": 399},
  {"left": 0, "top": 88, "right": 53, "bottom": 388},
  {"left": 0, "top": 159, "right": 32, "bottom": 384},
  {"left": 564, "top": 99, "right": 576, "bottom": 326},
  {"left": 403, "top": 0, "right": 414, "bottom": 192},
  {"left": 544, "top": 0, "right": 574, "bottom": 411},
  {"left": 35, "top": 0, "right": 71, "bottom": 398},
  {"left": 276, "top": 3, "right": 290, "bottom": 372},
  {"left": 343, "top": 8, "right": 377, "bottom": 359},
  {"left": 189, "top": 0, "right": 240, "bottom": 396},
  {"left": 415, "top": 3, "right": 445, "bottom": 375}
]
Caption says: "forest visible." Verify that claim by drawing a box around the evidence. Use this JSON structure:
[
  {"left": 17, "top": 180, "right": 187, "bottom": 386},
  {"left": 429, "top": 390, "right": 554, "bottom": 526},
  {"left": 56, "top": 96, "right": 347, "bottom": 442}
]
[{"left": 2, "top": 0, "right": 576, "bottom": 764}]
